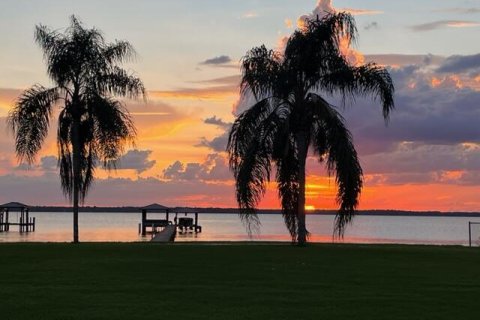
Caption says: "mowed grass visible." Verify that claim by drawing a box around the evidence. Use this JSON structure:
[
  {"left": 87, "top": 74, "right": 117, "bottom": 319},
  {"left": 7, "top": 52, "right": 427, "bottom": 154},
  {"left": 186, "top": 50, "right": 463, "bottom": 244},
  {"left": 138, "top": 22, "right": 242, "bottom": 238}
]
[{"left": 0, "top": 243, "right": 479, "bottom": 320}]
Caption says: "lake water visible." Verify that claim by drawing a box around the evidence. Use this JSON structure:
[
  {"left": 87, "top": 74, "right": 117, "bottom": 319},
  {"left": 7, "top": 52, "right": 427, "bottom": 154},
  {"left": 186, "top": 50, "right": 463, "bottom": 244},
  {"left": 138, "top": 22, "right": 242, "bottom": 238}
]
[{"left": 1, "top": 211, "right": 480, "bottom": 245}]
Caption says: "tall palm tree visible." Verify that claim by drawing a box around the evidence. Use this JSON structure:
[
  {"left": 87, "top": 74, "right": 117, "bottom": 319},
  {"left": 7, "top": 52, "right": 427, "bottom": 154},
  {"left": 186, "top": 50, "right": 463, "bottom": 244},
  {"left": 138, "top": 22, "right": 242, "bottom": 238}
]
[
  {"left": 227, "top": 13, "right": 394, "bottom": 245},
  {"left": 8, "top": 16, "right": 145, "bottom": 243}
]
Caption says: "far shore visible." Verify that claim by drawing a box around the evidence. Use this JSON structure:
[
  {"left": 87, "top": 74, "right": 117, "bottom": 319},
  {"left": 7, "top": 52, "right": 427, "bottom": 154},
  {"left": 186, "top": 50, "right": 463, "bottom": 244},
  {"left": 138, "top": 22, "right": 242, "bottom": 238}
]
[{"left": 27, "top": 206, "right": 480, "bottom": 217}]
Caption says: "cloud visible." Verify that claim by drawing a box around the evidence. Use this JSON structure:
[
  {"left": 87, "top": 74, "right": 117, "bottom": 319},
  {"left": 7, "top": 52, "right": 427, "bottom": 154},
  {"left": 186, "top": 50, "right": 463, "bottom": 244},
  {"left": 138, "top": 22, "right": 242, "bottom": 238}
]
[
  {"left": 40, "top": 156, "right": 58, "bottom": 171},
  {"left": 363, "top": 54, "right": 445, "bottom": 67},
  {"left": 15, "top": 150, "right": 157, "bottom": 175},
  {"left": 0, "top": 173, "right": 236, "bottom": 207},
  {"left": 0, "top": 88, "right": 22, "bottom": 116},
  {"left": 116, "top": 149, "right": 156, "bottom": 173},
  {"left": 339, "top": 65, "right": 480, "bottom": 155},
  {"left": 437, "top": 53, "right": 480, "bottom": 74},
  {"left": 360, "top": 143, "right": 480, "bottom": 175},
  {"left": 411, "top": 20, "right": 480, "bottom": 32},
  {"left": 199, "top": 55, "right": 232, "bottom": 65},
  {"left": 149, "top": 85, "right": 237, "bottom": 101},
  {"left": 294, "top": 1, "right": 366, "bottom": 66},
  {"left": 296, "top": 1, "right": 383, "bottom": 29},
  {"left": 242, "top": 12, "right": 258, "bottom": 19},
  {"left": 204, "top": 116, "right": 231, "bottom": 128},
  {"left": 194, "top": 75, "right": 241, "bottom": 86},
  {"left": 198, "top": 132, "right": 229, "bottom": 152},
  {"left": 163, "top": 154, "right": 231, "bottom": 182},
  {"left": 434, "top": 8, "right": 480, "bottom": 14},
  {"left": 301, "top": 58, "right": 480, "bottom": 188},
  {"left": 340, "top": 9, "right": 383, "bottom": 16},
  {"left": 297, "top": 0, "right": 335, "bottom": 29},
  {"left": 364, "top": 21, "right": 379, "bottom": 30},
  {"left": 284, "top": 19, "right": 293, "bottom": 29},
  {"left": 14, "top": 155, "right": 58, "bottom": 172},
  {"left": 197, "top": 116, "right": 232, "bottom": 152}
]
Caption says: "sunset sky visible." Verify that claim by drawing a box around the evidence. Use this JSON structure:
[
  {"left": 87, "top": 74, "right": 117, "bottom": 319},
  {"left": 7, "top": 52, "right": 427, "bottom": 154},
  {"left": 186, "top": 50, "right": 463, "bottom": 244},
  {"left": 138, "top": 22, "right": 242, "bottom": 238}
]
[{"left": 0, "top": 0, "right": 479, "bottom": 211}]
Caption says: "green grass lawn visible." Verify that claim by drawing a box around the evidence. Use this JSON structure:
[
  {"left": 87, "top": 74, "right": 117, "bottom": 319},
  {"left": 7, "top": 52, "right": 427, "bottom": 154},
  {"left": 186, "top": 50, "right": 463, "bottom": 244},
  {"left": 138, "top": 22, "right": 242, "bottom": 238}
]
[{"left": 0, "top": 243, "right": 479, "bottom": 320}]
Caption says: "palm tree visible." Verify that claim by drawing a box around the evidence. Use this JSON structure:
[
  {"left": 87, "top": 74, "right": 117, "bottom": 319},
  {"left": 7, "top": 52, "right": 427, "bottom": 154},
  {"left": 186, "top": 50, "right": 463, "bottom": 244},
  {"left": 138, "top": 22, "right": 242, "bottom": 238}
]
[
  {"left": 8, "top": 16, "right": 145, "bottom": 243},
  {"left": 227, "top": 13, "right": 394, "bottom": 245}
]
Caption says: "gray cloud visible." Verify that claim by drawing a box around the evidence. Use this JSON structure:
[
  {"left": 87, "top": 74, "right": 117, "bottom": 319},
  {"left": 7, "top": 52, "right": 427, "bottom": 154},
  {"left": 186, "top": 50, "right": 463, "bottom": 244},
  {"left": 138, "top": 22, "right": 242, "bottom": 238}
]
[
  {"left": 437, "top": 53, "right": 480, "bottom": 73},
  {"left": 204, "top": 116, "right": 231, "bottom": 128},
  {"left": 197, "top": 116, "right": 232, "bottom": 152},
  {"left": 117, "top": 149, "right": 156, "bottom": 173},
  {"left": 15, "top": 150, "right": 157, "bottom": 174},
  {"left": 200, "top": 55, "right": 232, "bottom": 65},
  {"left": 364, "top": 21, "right": 379, "bottom": 30},
  {"left": 0, "top": 173, "right": 235, "bottom": 207},
  {"left": 364, "top": 54, "right": 445, "bottom": 67},
  {"left": 411, "top": 20, "right": 480, "bottom": 32},
  {"left": 194, "top": 75, "right": 241, "bottom": 86},
  {"left": 364, "top": 169, "right": 480, "bottom": 187},
  {"left": 40, "top": 156, "right": 58, "bottom": 171},
  {"left": 198, "top": 133, "right": 229, "bottom": 152},
  {"left": 336, "top": 64, "right": 480, "bottom": 156},
  {"left": 163, "top": 154, "right": 231, "bottom": 182},
  {"left": 434, "top": 8, "right": 480, "bottom": 14},
  {"left": 15, "top": 155, "right": 57, "bottom": 172},
  {"left": 360, "top": 143, "right": 480, "bottom": 174}
]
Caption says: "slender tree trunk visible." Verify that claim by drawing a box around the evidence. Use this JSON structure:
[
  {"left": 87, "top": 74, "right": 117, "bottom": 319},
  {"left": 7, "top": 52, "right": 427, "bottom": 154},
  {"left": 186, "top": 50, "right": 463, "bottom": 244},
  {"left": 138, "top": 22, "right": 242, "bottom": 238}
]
[
  {"left": 296, "top": 131, "right": 308, "bottom": 245},
  {"left": 72, "top": 117, "right": 80, "bottom": 243}
]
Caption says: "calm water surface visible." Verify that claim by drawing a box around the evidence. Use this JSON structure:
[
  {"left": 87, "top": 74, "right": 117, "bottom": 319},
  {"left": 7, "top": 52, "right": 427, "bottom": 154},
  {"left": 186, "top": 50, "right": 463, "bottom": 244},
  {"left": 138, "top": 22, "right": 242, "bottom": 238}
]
[{"left": 1, "top": 212, "right": 479, "bottom": 245}]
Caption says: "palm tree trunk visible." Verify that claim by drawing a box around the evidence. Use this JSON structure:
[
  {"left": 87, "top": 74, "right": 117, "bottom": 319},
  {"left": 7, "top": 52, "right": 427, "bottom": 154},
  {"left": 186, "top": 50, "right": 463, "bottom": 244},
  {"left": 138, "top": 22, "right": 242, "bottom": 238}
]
[
  {"left": 72, "top": 118, "right": 80, "bottom": 243},
  {"left": 296, "top": 131, "right": 308, "bottom": 245}
]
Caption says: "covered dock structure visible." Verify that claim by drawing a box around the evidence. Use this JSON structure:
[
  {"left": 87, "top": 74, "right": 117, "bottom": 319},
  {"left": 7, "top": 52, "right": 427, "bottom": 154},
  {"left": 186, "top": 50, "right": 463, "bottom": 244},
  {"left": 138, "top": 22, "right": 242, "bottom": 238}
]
[
  {"left": 140, "top": 203, "right": 172, "bottom": 236},
  {"left": 139, "top": 204, "right": 202, "bottom": 241},
  {"left": 0, "top": 202, "right": 35, "bottom": 232}
]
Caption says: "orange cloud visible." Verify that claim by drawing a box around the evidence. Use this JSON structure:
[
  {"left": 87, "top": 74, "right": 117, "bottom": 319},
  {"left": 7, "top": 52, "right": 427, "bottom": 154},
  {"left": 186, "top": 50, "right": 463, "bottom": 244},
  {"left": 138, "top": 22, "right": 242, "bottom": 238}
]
[
  {"left": 340, "top": 8, "right": 383, "bottom": 16},
  {"left": 242, "top": 12, "right": 258, "bottom": 19},
  {"left": 149, "top": 85, "right": 238, "bottom": 101},
  {"left": 0, "top": 88, "right": 22, "bottom": 116},
  {"left": 284, "top": 18, "right": 293, "bottom": 28},
  {"left": 429, "top": 74, "right": 479, "bottom": 90},
  {"left": 448, "top": 21, "right": 480, "bottom": 28},
  {"left": 412, "top": 20, "right": 480, "bottom": 31},
  {"left": 359, "top": 183, "right": 480, "bottom": 212},
  {"left": 339, "top": 37, "right": 365, "bottom": 66}
]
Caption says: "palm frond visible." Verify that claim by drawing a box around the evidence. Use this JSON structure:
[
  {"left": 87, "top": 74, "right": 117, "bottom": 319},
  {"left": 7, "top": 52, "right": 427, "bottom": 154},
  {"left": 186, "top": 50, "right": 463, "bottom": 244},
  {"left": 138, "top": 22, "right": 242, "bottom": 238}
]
[
  {"left": 34, "top": 24, "right": 63, "bottom": 59},
  {"left": 241, "top": 45, "right": 283, "bottom": 99},
  {"left": 88, "top": 95, "right": 136, "bottom": 168},
  {"left": 275, "top": 138, "right": 299, "bottom": 241},
  {"left": 57, "top": 108, "right": 73, "bottom": 199},
  {"left": 309, "top": 93, "right": 363, "bottom": 237},
  {"left": 319, "top": 62, "right": 395, "bottom": 119},
  {"left": 228, "top": 98, "right": 286, "bottom": 233},
  {"left": 80, "top": 143, "right": 96, "bottom": 203},
  {"left": 104, "top": 40, "right": 136, "bottom": 64},
  {"left": 284, "top": 12, "right": 357, "bottom": 91},
  {"left": 308, "top": 12, "right": 357, "bottom": 48},
  {"left": 8, "top": 85, "right": 59, "bottom": 163},
  {"left": 95, "top": 66, "right": 146, "bottom": 99},
  {"left": 228, "top": 98, "right": 273, "bottom": 171}
]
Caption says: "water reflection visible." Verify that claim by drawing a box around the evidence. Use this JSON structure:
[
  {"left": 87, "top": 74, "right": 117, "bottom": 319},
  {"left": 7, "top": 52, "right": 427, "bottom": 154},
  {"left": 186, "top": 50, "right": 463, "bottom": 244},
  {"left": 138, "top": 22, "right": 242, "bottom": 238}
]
[{"left": 0, "top": 212, "right": 479, "bottom": 245}]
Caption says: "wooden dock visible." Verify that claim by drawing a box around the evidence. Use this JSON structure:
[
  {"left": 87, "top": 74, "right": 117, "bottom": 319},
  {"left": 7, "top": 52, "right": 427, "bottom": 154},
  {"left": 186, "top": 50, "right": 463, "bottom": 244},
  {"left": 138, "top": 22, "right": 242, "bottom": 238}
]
[{"left": 151, "top": 225, "right": 176, "bottom": 242}]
